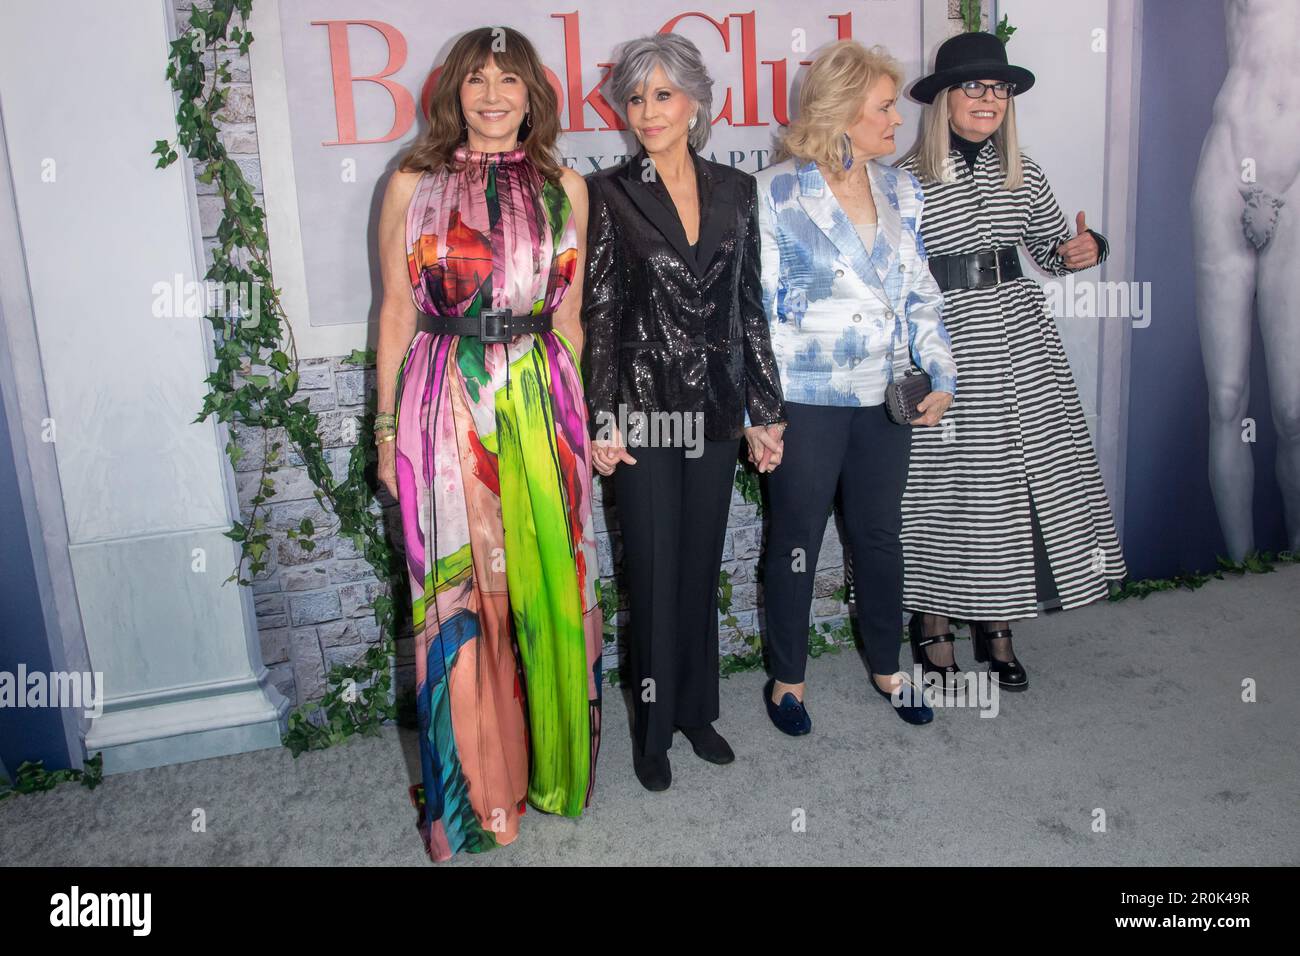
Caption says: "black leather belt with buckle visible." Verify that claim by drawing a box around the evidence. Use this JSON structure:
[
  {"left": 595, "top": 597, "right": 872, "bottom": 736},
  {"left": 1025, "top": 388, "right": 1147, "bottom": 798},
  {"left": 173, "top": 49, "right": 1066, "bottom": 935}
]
[
  {"left": 418, "top": 309, "right": 553, "bottom": 344},
  {"left": 928, "top": 246, "right": 1023, "bottom": 292}
]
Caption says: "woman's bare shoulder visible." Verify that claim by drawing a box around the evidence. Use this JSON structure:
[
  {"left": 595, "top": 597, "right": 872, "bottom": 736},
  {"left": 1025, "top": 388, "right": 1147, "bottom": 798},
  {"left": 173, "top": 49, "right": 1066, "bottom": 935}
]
[
  {"left": 384, "top": 168, "right": 424, "bottom": 205},
  {"left": 557, "top": 165, "right": 587, "bottom": 201},
  {"left": 377, "top": 169, "right": 423, "bottom": 238}
]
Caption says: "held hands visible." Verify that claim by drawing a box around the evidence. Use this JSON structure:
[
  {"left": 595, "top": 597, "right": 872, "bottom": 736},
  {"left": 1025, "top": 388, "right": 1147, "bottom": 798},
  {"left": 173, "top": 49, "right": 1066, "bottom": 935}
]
[
  {"left": 911, "top": 391, "right": 953, "bottom": 427},
  {"left": 1055, "top": 211, "right": 1100, "bottom": 270},
  {"left": 745, "top": 422, "right": 785, "bottom": 473},
  {"left": 592, "top": 425, "right": 638, "bottom": 476},
  {"left": 591, "top": 423, "right": 784, "bottom": 475}
]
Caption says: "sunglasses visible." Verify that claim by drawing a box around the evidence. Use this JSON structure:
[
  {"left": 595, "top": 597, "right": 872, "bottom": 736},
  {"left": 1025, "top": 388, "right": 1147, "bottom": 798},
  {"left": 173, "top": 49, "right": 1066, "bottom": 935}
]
[{"left": 954, "top": 80, "right": 1016, "bottom": 99}]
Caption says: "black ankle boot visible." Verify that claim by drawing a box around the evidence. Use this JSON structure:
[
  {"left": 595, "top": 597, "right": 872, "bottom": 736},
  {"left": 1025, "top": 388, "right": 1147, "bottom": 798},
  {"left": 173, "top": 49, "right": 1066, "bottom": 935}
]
[
  {"left": 633, "top": 744, "right": 671, "bottom": 791},
  {"left": 677, "top": 723, "right": 735, "bottom": 764}
]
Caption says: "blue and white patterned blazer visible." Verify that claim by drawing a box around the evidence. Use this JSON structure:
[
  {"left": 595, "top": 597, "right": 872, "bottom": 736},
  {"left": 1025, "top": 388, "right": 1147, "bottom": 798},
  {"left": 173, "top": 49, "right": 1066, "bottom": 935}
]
[{"left": 752, "top": 157, "right": 958, "bottom": 408}]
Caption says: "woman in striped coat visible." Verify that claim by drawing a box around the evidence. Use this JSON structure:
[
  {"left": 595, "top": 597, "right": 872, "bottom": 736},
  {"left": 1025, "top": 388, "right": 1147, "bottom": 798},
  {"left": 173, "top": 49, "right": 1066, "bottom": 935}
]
[{"left": 892, "top": 32, "right": 1126, "bottom": 691}]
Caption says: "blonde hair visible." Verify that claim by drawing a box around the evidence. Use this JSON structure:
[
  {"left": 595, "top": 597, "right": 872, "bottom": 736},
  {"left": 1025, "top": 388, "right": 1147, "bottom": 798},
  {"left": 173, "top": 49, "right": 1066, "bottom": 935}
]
[
  {"left": 776, "top": 40, "right": 903, "bottom": 169},
  {"left": 898, "top": 88, "right": 1023, "bottom": 190}
]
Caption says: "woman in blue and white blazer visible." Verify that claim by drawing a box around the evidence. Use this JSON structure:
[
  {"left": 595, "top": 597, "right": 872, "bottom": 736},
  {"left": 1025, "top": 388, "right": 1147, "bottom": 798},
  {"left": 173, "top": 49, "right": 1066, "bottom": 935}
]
[{"left": 755, "top": 41, "right": 958, "bottom": 734}]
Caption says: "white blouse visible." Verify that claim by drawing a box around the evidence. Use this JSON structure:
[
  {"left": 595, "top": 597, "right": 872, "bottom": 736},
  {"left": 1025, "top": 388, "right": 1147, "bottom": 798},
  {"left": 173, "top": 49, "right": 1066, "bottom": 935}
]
[{"left": 853, "top": 221, "right": 877, "bottom": 251}]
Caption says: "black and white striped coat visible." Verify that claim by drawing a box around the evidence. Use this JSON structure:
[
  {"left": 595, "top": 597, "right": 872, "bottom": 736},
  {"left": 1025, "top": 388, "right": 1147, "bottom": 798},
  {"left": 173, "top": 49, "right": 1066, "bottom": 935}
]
[{"left": 877, "top": 140, "right": 1127, "bottom": 620}]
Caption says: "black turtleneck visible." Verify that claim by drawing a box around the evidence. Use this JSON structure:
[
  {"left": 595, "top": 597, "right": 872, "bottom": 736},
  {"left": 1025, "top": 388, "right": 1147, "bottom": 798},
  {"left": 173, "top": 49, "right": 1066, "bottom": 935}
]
[{"left": 950, "top": 129, "right": 989, "bottom": 173}]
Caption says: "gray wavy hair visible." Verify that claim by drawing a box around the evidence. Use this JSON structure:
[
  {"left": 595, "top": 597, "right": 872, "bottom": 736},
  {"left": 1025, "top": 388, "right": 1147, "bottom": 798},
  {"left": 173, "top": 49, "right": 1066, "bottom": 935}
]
[{"left": 607, "top": 33, "right": 713, "bottom": 151}]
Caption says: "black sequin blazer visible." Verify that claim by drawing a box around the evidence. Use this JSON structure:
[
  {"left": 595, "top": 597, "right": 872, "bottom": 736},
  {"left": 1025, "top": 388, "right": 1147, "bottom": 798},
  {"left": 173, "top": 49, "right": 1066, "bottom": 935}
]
[{"left": 581, "top": 146, "right": 785, "bottom": 442}]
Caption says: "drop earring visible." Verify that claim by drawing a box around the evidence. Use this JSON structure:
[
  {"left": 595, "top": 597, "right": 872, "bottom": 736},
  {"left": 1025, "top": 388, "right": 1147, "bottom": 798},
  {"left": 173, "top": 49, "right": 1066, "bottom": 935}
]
[
  {"left": 842, "top": 132, "right": 854, "bottom": 171},
  {"left": 688, "top": 115, "right": 697, "bottom": 130}
]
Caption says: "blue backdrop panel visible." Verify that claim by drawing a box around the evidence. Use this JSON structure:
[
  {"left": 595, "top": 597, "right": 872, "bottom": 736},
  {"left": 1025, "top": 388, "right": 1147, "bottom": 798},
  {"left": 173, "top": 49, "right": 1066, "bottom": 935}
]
[{"left": 1124, "top": 0, "right": 1289, "bottom": 578}]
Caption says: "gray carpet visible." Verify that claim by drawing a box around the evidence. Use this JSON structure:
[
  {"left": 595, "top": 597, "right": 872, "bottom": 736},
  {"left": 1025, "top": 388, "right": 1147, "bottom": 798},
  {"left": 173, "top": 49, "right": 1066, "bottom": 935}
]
[{"left": 3, "top": 564, "right": 1298, "bottom": 866}]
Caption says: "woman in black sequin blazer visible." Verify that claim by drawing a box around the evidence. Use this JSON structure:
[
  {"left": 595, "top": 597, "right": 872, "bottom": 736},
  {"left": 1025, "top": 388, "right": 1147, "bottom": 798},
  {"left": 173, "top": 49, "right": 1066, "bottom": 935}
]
[{"left": 581, "top": 32, "right": 785, "bottom": 792}]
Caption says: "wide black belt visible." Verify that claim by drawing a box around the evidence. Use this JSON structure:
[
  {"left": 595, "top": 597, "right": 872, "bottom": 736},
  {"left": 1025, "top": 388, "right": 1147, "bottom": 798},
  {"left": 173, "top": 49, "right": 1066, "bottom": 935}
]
[
  {"left": 928, "top": 246, "right": 1023, "bottom": 292},
  {"left": 418, "top": 308, "right": 552, "bottom": 344}
]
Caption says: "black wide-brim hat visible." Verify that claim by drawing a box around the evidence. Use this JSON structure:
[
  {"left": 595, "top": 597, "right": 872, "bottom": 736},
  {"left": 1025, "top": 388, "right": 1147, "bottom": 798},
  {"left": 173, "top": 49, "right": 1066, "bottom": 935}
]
[{"left": 909, "top": 31, "right": 1035, "bottom": 104}]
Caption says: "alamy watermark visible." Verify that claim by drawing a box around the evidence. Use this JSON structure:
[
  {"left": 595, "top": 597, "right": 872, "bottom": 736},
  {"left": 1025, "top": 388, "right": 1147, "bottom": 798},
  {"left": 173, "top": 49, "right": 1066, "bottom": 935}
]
[
  {"left": 151, "top": 273, "right": 263, "bottom": 324},
  {"left": 594, "top": 406, "right": 704, "bottom": 457},
  {"left": 49, "top": 886, "right": 150, "bottom": 935},
  {"left": 892, "top": 665, "right": 1000, "bottom": 718},
  {"left": 0, "top": 666, "right": 103, "bottom": 718},
  {"left": 1044, "top": 275, "right": 1153, "bottom": 329}
]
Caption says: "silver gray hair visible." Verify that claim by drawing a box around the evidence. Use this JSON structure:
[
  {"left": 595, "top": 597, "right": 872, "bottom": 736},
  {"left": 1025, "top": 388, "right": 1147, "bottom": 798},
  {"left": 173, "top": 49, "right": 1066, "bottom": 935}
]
[{"left": 607, "top": 33, "right": 713, "bottom": 151}]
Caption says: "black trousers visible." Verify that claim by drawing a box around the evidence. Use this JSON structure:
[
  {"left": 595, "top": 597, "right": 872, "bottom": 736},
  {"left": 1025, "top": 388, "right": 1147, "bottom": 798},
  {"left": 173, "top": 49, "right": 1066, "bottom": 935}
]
[
  {"left": 763, "top": 401, "right": 912, "bottom": 683},
  {"left": 614, "top": 437, "right": 740, "bottom": 756}
]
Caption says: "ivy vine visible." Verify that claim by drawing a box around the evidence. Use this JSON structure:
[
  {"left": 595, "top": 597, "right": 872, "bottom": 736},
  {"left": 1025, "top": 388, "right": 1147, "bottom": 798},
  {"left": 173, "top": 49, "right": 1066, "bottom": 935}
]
[
  {"left": 959, "top": 0, "right": 1016, "bottom": 43},
  {"left": 1108, "top": 550, "right": 1298, "bottom": 601},
  {"left": 733, "top": 462, "right": 764, "bottom": 515},
  {"left": 156, "top": 0, "right": 400, "bottom": 756},
  {"left": 0, "top": 754, "right": 103, "bottom": 802}
]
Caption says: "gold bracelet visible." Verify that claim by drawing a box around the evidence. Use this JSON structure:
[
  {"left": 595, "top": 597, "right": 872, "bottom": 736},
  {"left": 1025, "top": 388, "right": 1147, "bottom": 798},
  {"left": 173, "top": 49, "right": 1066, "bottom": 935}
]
[{"left": 374, "top": 433, "right": 396, "bottom": 445}]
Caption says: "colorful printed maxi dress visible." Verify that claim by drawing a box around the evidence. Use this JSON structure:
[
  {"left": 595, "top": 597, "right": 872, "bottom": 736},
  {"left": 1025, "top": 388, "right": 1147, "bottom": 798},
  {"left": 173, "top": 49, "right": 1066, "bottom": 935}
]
[{"left": 394, "top": 146, "right": 602, "bottom": 861}]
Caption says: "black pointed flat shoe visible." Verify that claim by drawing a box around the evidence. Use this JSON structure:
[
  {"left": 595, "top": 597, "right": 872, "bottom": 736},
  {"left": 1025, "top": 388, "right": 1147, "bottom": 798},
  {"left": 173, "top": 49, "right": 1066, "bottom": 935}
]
[
  {"left": 763, "top": 677, "right": 812, "bottom": 736},
  {"left": 868, "top": 670, "right": 934, "bottom": 725},
  {"left": 677, "top": 723, "right": 735, "bottom": 764}
]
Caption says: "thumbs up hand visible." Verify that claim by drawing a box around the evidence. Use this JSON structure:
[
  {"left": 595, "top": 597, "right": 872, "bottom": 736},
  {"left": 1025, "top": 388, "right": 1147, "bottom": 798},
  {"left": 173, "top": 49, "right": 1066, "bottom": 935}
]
[{"left": 1055, "top": 210, "right": 1100, "bottom": 270}]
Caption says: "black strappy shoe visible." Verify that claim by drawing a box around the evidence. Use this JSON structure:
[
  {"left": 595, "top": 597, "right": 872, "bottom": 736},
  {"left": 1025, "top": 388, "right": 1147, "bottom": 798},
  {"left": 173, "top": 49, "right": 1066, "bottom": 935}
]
[
  {"left": 908, "top": 613, "right": 963, "bottom": 696},
  {"left": 970, "top": 621, "right": 1028, "bottom": 692}
]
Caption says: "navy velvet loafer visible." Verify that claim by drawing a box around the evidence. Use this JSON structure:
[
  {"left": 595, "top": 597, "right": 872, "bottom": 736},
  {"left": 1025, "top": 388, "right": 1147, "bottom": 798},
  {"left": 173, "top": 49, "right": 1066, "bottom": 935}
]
[{"left": 764, "top": 678, "right": 812, "bottom": 736}]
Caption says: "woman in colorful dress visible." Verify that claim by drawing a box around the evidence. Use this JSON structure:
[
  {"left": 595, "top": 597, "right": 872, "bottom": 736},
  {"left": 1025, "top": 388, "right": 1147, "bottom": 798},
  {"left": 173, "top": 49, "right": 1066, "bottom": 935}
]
[
  {"left": 373, "top": 27, "right": 602, "bottom": 862},
  {"left": 895, "top": 32, "right": 1127, "bottom": 691}
]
